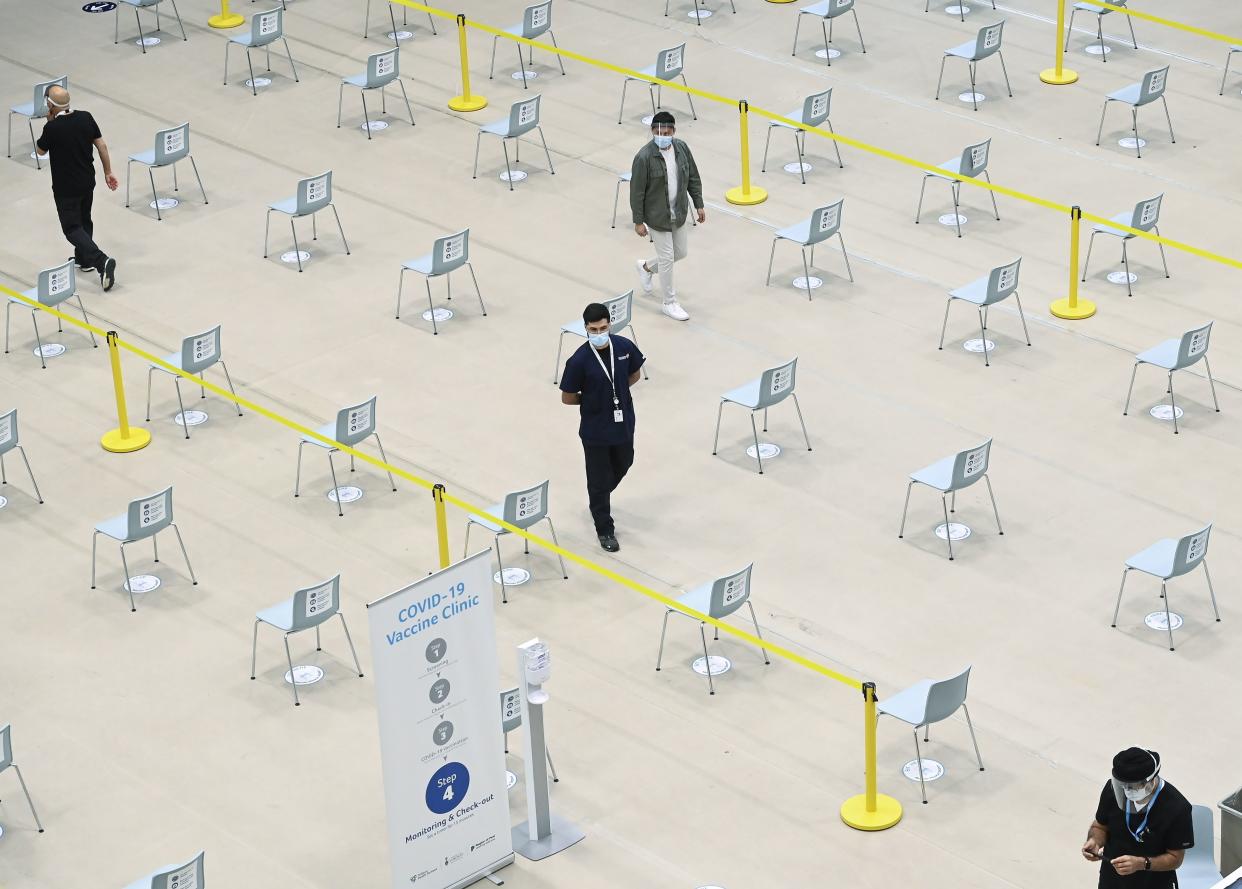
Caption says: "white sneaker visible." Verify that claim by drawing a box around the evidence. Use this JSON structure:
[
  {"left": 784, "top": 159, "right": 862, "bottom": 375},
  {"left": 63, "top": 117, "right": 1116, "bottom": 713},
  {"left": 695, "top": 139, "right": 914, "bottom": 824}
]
[
  {"left": 662, "top": 300, "right": 689, "bottom": 321},
  {"left": 635, "top": 259, "right": 654, "bottom": 294}
]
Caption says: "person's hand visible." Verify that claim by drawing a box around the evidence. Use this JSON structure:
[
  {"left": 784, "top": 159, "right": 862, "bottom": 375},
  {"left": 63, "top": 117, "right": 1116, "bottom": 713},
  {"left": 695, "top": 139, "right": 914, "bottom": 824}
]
[
  {"left": 697, "top": 207, "right": 706, "bottom": 224},
  {"left": 634, "top": 223, "right": 648, "bottom": 238},
  {"left": 1081, "top": 839, "right": 1104, "bottom": 862},
  {"left": 1110, "top": 856, "right": 1145, "bottom": 875},
  {"left": 105, "top": 174, "right": 119, "bottom": 191}
]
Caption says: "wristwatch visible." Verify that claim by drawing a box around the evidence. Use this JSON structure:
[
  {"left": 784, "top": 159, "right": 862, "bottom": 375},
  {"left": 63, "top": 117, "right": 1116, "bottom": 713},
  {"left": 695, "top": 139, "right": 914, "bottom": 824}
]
[{"left": 1144, "top": 857, "right": 1152, "bottom": 871}]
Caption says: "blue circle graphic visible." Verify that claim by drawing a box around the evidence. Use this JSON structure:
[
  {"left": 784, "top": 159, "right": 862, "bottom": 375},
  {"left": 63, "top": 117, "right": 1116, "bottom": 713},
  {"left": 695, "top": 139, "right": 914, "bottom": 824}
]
[
  {"left": 425, "top": 761, "right": 470, "bottom": 814},
  {"left": 83, "top": 2, "right": 118, "bottom": 11}
]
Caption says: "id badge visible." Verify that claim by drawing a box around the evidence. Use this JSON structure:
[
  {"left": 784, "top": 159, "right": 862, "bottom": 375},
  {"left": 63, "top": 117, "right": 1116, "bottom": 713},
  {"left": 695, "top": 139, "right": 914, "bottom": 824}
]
[{"left": 613, "top": 409, "right": 624, "bottom": 423}]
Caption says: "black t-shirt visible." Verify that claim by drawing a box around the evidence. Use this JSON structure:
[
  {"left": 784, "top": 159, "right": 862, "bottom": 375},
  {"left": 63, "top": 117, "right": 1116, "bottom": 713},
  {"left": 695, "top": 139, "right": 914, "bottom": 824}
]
[
  {"left": 36, "top": 110, "right": 102, "bottom": 196},
  {"left": 1094, "top": 780, "right": 1194, "bottom": 889},
  {"left": 559, "top": 335, "right": 645, "bottom": 446}
]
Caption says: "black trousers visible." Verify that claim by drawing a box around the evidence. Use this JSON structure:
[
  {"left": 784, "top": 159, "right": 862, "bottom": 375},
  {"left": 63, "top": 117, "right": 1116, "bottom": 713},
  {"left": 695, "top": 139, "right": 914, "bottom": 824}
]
[
  {"left": 583, "top": 440, "right": 635, "bottom": 536},
  {"left": 54, "top": 190, "right": 107, "bottom": 272}
]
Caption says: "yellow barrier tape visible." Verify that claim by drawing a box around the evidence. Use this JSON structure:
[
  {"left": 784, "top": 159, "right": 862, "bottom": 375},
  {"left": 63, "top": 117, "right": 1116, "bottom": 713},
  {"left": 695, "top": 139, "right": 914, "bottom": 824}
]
[
  {"left": 1078, "top": 212, "right": 1242, "bottom": 271},
  {"left": 1083, "top": 2, "right": 1242, "bottom": 47},
  {"left": 0, "top": 280, "right": 861, "bottom": 690}
]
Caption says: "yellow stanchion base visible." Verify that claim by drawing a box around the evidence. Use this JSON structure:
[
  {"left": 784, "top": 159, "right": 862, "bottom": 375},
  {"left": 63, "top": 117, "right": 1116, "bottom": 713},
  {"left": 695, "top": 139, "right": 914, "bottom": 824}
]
[
  {"left": 1040, "top": 67, "right": 1079, "bottom": 85},
  {"left": 1050, "top": 297, "right": 1097, "bottom": 320},
  {"left": 101, "top": 427, "right": 152, "bottom": 453},
  {"left": 207, "top": 13, "right": 245, "bottom": 28},
  {"left": 840, "top": 794, "right": 904, "bottom": 831},
  {"left": 725, "top": 185, "right": 768, "bottom": 206},
  {"left": 448, "top": 95, "right": 488, "bottom": 112}
]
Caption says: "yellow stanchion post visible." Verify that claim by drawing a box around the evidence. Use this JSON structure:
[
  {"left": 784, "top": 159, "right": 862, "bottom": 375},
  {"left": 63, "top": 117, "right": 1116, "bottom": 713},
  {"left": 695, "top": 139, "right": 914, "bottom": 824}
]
[
  {"left": 725, "top": 100, "right": 767, "bottom": 207},
  {"left": 1040, "top": 0, "right": 1079, "bottom": 85},
  {"left": 207, "top": 0, "right": 245, "bottom": 29},
  {"left": 840, "top": 682, "right": 903, "bottom": 831},
  {"left": 448, "top": 14, "right": 488, "bottom": 112},
  {"left": 100, "top": 331, "right": 152, "bottom": 453},
  {"left": 433, "top": 484, "right": 451, "bottom": 569},
  {"left": 1050, "top": 206, "right": 1096, "bottom": 319}
]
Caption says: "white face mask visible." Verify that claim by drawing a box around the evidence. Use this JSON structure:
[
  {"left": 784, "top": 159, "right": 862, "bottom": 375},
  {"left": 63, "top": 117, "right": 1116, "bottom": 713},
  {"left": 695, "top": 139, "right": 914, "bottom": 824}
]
[
  {"left": 588, "top": 332, "right": 609, "bottom": 349},
  {"left": 1124, "top": 785, "right": 1151, "bottom": 803},
  {"left": 653, "top": 134, "right": 673, "bottom": 150}
]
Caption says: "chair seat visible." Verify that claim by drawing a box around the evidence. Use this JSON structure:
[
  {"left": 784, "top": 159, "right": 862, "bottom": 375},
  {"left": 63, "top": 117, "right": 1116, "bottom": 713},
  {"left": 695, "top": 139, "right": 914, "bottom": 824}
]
[
  {"left": 560, "top": 319, "right": 588, "bottom": 337},
  {"left": 128, "top": 149, "right": 160, "bottom": 166},
  {"left": 256, "top": 597, "right": 296, "bottom": 631},
  {"left": 150, "top": 350, "right": 183, "bottom": 373},
  {"left": 1105, "top": 83, "right": 1143, "bottom": 105},
  {"left": 626, "top": 64, "right": 665, "bottom": 82},
  {"left": 1125, "top": 537, "right": 1177, "bottom": 578},
  {"left": 909, "top": 455, "right": 956, "bottom": 491},
  {"left": 502, "top": 22, "right": 525, "bottom": 37},
  {"left": 480, "top": 118, "right": 514, "bottom": 137},
  {"left": 774, "top": 218, "right": 813, "bottom": 244},
  {"left": 8, "top": 286, "right": 38, "bottom": 305},
  {"left": 342, "top": 72, "right": 370, "bottom": 88},
  {"left": 10, "top": 101, "right": 36, "bottom": 117},
  {"left": 798, "top": 0, "right": 832, "bottom": 15},
  {"left": 401, "top": 252, "right": 436, "bottom": 275},
  {"left": 300, "top": 420, "right": 338, "bottom": 449},
  {"left": 94, "top": 513, "right": 131, "bottom": 542},
  {"left": 926, "top": 157, "right": 965, "bottom": 181},
  {"left": 1134, "top": 338, "right": 1180, "bottom": 370},
  {"left": 947, "top": 277, "right": 993, "bottom": 305},
  {"left": 770, "top": 107, "right": 806, "bottom": 131},
  {"left": 946, "top": 40, "right": 980, "bottom": 60},
  {"left": 721, "top": 380, "right": 762, "bottom": 410},
  {"left": 674, "top": 581, "right": 713, "bottom": 616},
  {"left": 1091, "top": 211, "right": 1134, "bottom": 239},
  {"left": 229, "top": 33, "right": 265, "bottom": 47},
  {"left": 267, "top": 196, "right": 299, "bottom": 215},
  {"left": 876, "top": 679, "right": 934, "bottom": 725},
  {"left": 618, "top": 171, "right": 631, "bottom": 182},
  {"left": 467, "top": 503, "right": 507, "bottom": 534},
  {"left": 1072, "top": 1, "right": 1110, "bottom": 11}
]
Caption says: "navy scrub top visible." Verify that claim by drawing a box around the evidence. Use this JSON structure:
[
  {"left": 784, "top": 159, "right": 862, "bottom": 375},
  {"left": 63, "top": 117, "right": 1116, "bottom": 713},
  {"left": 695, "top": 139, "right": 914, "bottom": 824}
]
[{"left": 559, "top": 335, "right": 645, "bottom": 446}]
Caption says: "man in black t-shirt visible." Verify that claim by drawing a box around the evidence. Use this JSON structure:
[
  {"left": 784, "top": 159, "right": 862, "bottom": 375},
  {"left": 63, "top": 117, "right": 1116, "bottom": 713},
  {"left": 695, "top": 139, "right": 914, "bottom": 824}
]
[
  {"left": 1082, "top": 748, "right": 1194, "bottom": 888},
  {"left": 35, "top": 86, "right": 118, "bottom": 291}
]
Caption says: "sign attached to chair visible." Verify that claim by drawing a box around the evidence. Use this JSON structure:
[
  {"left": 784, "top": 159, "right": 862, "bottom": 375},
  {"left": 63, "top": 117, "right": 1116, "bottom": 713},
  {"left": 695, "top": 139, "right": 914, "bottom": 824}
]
[{"left": 366, "top": 550, "right": 514, "bottom": 889}]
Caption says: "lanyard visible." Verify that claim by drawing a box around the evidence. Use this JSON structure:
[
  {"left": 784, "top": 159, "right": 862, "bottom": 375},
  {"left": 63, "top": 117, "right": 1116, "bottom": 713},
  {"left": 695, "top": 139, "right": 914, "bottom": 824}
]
[
  {"left": 1125, "top": 780, "right": 1164, "bottom": 844},
  {"left": 589, "top": 337, "right": 620, "bottom": 408}
]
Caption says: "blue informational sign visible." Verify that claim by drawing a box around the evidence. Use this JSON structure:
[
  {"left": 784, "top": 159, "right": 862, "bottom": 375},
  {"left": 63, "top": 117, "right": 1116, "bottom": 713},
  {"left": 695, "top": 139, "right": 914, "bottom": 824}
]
[
  {"left": 425, "top": 761, "right": 470, "bottom": 815},
  {"left": 83, "top": 2, "right": 118, "bottom": 11}
]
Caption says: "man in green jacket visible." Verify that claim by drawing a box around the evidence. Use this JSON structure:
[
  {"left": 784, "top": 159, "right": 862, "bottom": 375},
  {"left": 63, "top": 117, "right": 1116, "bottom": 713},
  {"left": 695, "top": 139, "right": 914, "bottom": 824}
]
[{"left": 631, "top": 111, "right": 705, "bottom": 322}]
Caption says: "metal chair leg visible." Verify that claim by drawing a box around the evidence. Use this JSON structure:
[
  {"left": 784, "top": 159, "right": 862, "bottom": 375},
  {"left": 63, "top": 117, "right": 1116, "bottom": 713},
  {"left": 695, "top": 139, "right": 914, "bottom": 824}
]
[
  {"left": 545, "top": 746, "right": 559, "bottom": 781},
  {"left": 537, "top": 126, "right": 555, "bottom": 174},
  {"left": 1120, "top": 241, "right": 1133, "bottom": 297},
  {"left": 424, "top": 278, "right": 438, "bottom": 335},
  {"left": 698, "top": 622, "right": 715, "bottom": 695},
  {"left": 1168, "top": 372, "right": 1179, "bottom": 434},
  {"left": 913, "top": 730, "right": 929, "bottom": 803},
  {"left": 250, "top": 619, "right": 260, "bottom": 679},
  {"left": 544, "top": 516, "right": 569, "bottom": 579},
  {"left": 983, "top": 170, "right": 1000, "bottom": 220},
  {"left": 746, "top": 601, "right": 770, "bottom": 664},
  {"left": 1013, "top": 292, "right": 1032, "bottom": 346},
  {"left": 15, "top": 445, "right": 43, "bottom": 503},
  {"left": 979, "top": 308, "right": 990, "bottom": 367},
  {"left": 792, "top": 393, "right": 812, "bottom": 450},
  {"left": 941, "top": 495, "right": 954, "bottom": 560},
  {"left": 339, "top": 612, "right": 364, "bottom": 676},
  {"left": 916, "top": 175, "right": 928, "bottom": 222},
  {"left": 1096, "top": 99, "right": 1110, "bottom": 146},
  {"left": 680, "top": 74, "right": 697, "bottom": 119},
  {"left": 898, "top": 481, "right": 915, "bottom": 538},
  {"left": 984, "top": 475, "right": 1003, "bottom": 534},
  {"left": 656, "top": 609, "right": 672, "bottom": 670},
  {"left": 792, "top": 13, "right": 803, "bottom": 55},
  {"left": 1161, "top": 581, "right": 1175, "bottom": 650},
  {"left": 1122, "top": 362, "right": 1140, "bottom": 415},
  {"left": 998, "top": 51, "right": 1013, "bottom": 97},
  {"left": 494, "top": 538, "right": 508, "bottom": 604},
  {"left": 765, "top": 238, "right": 780, "bottom": 286},
  {"left": 331, "top": 204, "right": 350, "bottom": 254},
  {"left": 397, "top": 78, "right": 415, "bottom": 126},
  {"left": 1081, "top": 231, "right": 1097, "bottom": 281},
  {"left": 1202, "top": 559, "right": 1221, "bottom": 621},
  {"left": 284, "top": 634, "right": 300, "bottom": 705},
  {"left": 935, "top": 55, "right": 947, "bottom": 100},
  {"left": 283, "top": 37, "right": 299, "bottom": 81},
  {"left": 327, "top": 450, "right": 344, "bottom": 515},
  {"left": 371, "top": 432, "right": 397, "bottom": 491},
  {"left": 11, "top": 764, "right": 44, "bottom": 832},
  {"left": 749, "top": 412, "right": 763, "bottom": 474},
  {"left": 712, "top": 401, "right": 725, "bottom": 455},
  {"left": 1111, "top": 567, "right": 1131, "bottom": 626},
  {"left": 837, "top": 232, "right": 854, "bottom": 282},
  {"left": 174, "top": 375, "right": 189, "bottom": 439},
  {"left": 120, "top": 542, "right": 137, "bottom": 611},
  {"left": 1203, "top": 355, "right": 1221, "bottom": 412},
  {"left": 171, "top": 523, "right": 197, "bottom": 584},
  {"left": 289, "top": 218, "right": 302, "bottom": 272},
  {"left": 962, "top": 704, "right": 985, "bottom": 770},
  {"left": 1221, "top": 51, "right": 1233, "bottom": 95},
  {"left": 1152, "top": 225, "right": 1170, "bottom": 278},
  {"left": 1161, "top": 95, "right": 1175, "bottom": 143},
  {"left": 951, "top": 182, "right": 962, "bottom": 238}
]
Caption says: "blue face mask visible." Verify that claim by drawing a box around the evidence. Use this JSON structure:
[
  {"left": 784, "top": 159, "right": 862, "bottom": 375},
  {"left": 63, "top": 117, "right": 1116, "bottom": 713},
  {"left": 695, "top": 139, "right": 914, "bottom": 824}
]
[
  {"left": 653, "top": 134, "right": 673, "bottom": 150},
  {"left": 588, "top": 332, "right": 610, "bottom": 349}
]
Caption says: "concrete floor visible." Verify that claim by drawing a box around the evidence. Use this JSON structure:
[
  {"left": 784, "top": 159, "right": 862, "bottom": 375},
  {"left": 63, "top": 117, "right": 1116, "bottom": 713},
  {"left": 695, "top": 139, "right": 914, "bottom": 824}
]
[{"left": 2, "top": 0, "right": 1241, "bottom": 886}]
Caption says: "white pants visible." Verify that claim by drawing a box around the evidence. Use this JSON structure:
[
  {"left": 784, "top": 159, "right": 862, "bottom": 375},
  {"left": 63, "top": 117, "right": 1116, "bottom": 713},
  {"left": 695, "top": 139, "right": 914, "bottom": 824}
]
[{"left": 647, "top": 221, "right": 689, "bottom": 302}]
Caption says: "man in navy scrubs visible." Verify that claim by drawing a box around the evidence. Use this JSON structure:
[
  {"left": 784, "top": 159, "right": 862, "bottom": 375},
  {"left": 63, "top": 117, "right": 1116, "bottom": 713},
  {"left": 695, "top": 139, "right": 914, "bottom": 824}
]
[
  {"left": 559, "top": 302, "right": 645, "bottom": 553},
  {"left": 1082, "top": 748, "right": 1194, "bottom": 888}
]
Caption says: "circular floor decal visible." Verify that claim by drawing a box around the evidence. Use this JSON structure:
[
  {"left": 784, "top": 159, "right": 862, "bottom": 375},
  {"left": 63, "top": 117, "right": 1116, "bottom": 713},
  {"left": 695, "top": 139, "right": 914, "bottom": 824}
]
[
  {"left": 423, "top": 307, "right": 454, "bottom": 322},
  {"left": 388, "top": 30, "right": 413, "bottom": 40},
  {"left": 746, "top": 442, "right": 781, "bottom": 460},
  {"left": 34, "top": 343, "right": 66, "bottom": 359},
  {"left": 506, "top": 770, "right": 517, "bottom": 790},
  {"left": 938, "top": 213, "right": 967, "bottom": 227},
  {"left": 83, "top": 1, "right": 118, "bottom": 11},
  {"left": 328, "top": 485, "right": 364, "bottom": 504},
  {"left": 245, "top": 77, "right": 272, "bottom": 89},
  {"left": 173, "top": 409, "right": 209, "bottom": 427},
  {"left": 511, "top": 70, "right": 539, "bottom": 80},
  {"left": 1107, "top": 271, "right": 1138, "bottom": 285},
  {"left": 280, "top": 250, "right": 310, "bottom": 264},
  {"left": 958, "top": 92, "right": 986, "bottom": 104},
  {"left": 692, "top": 655, "right": 732, "bottom": 676},
  {"left": 935, "top": 522, "right": 972, "bottom": 541},
  {"left": 641, "top": 115, "right": 655, "bottom": 126},
  {"left": 1118, "top": 137, "right": 1147, "bottom": 150},
  {"left": 494, "top": 567, "right": 532, "bottom": 586},
  {"left": 150, "top": 197, "right": 179, "bottom": 211},
  {"left": 1144, "top": 611, "right": 1183, "bottom": 631},
  {"left": 945, "top": 4, "right": 971, "bottom": 14},
  {"left": 285, "top": 665, "right": 325, "bottom": 685},
  {"left": 903, "top": 758, "right": 946, "bottom": 781},
  {"left": 362, "top": 120, "right": 389, "bottom": 132},
  {"left": 0, "top": 495, "right": 8, "bottom": 509},
  {"left": 1085, "top": 44, "right": 1111, "bottom": 55},
  {"left": 783, "top": 161, "right": 812, "bottom": 175},
  {"left": 1149, "top": 404, "right": 1183, "bottom": 421},
  {"left": 136, "top": 36, "right": 160, "bottom": 47},
  {"left": 963, "top": 338, "right": 995, "bottom": 353},
  {"left": 814, "top": 48, "right": 841, "bottom": 60},
  {"left": 500, "top": 170, "right": 528, "bottom": 183},
  {"left": 124, "top": 574, "right": 161, "bottom": 593},
  {"left": 689, "top": 8, "right": 713, "bottom": 18},
  {"left": 792, "top": 276, "right": 823, "bottom": 290}
]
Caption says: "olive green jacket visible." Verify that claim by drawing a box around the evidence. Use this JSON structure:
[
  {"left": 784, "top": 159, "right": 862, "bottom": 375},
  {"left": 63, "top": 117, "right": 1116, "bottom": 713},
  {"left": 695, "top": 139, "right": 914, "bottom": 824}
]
[{"left": 629, "top": 138, "right": 703, "bottom": 232}]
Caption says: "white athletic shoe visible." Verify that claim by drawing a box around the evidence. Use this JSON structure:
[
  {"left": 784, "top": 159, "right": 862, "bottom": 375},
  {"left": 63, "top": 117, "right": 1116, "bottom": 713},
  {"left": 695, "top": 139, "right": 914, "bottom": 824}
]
[
  {"left": 662, "top": 300, "right": 689, "bottom": 321},
  {"left": 635, "top": 259, "right": 654, "bottom": 294}
]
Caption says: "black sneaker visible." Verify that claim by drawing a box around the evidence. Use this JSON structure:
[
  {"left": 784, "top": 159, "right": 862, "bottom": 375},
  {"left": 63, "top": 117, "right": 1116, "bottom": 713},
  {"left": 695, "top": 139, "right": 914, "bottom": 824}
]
[
  {"left": 100, "top": 257, "right": 116, "bottom": 292},
  {"left": 598, "top": 534, "right": 620, "bottom": 553},
  {"left": 68, "top": 256, "right": 95, "bottom": 273}
]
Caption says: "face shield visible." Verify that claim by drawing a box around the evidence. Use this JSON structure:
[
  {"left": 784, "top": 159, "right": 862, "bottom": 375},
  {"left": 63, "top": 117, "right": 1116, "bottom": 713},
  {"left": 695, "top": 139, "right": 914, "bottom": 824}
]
[{"left": 1111, "top": 750, "right": 1161, "bottom": 809}]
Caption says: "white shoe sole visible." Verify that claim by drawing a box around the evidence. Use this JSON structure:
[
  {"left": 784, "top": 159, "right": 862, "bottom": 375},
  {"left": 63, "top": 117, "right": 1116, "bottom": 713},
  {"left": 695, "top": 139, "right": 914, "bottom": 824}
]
[{"left": 662, "top": 305, "right": 689, "bottom": 321}]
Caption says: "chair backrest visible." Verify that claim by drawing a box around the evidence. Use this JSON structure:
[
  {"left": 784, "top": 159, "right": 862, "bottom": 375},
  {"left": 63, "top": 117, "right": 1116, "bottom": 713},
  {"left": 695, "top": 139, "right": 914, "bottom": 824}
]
[
  {"left": 799, "top": 88, "right": 832, "bottom": 128},
  {"left": 30, "top": 75, "right": 69, "bottom": 114},
  {"left": 805, "top": 200, "right": 845, "bottom": 246},
  {"left": 655, "top": 43, "right": 686, "bottom": 81},
  {"left": 125, "top": 486, "right": 176, "bottom": 541},
  {"left": 958, "top": 139, "right": 992, "bottom": 178},
  {"left": 1137, "top": 66, "right": 1170, "bottom": 105},
  {"left": 823, "top": 0, "right": 856, "bottom": 17},
  {"left": 145, "top": 851, "right": 206, "bottom": 889},
  {"left": 500, "top": 687, "right": 522, "bottom": 733},
  {"left": 973, "top": 21, "right": 1005, "bottom": 59},
  {"left": 950, "top": 439, "right": 992, "bottom": 490},
  {"left": 364, "top": 48, "right": 400, "bottom": 89},
  {"left": 501, "top": 479, "right": 551, "bottom": 530},
  {"left": 430, "top": 229, "right": 470, "bottom": 276},
  {"left": 980, "top": 258, "right": 1022, "bottom": 305},
  {"left": 178, "top": 325, "right": 224, "bottom": 376},
  {"left": 706, "top": 563, "right": 754, "bottom": 620},
  {"left": 1170, "top": 524, "right": 1211, "bottom": 578},
  {"left": 755, "top": 358, "right": 798, "bottom": 409},
  {"left": 1174, "top": 322, "right": 1213, "bottom": 370},
  {"left": 288, "top": 575, "right": 342, "bottom": 632},
  {"left": 35, "top": 260, "right": 76, "bottom": 308},
  {"left": 924, "top": 666, "right": 972, "bottom": 724},
  {"left": 0, "top": 409, "right": 18, "bottom": 458},
  {"left": 295, "top": 171, "right": 333, "bottom": 216},
  {"left": 332, "top": 396, "right": 378, "bottom": 448},
  {"left": 505, "top": 95, "right": 542, "bottom": 137},
  {"left": 250, "top": 7, "right": 284, "bottom": 45},
  {"left": 1127, "top": 194, "right": 1162, "bottom": 232},
  {"left": 1181, "top": 805, "right": 1219, "bottom": 888},
  {"left": 599, "top": 290, "right": 635, "bottom": 335},
  {"left": 521, "top": 1, "right": 553, "bottom": 38},
  {"left": 153, "top": 123, "right": 190, "bottom": 166},
  {"left": 0, "top": 723, "right": 14, "bottom": 772}
]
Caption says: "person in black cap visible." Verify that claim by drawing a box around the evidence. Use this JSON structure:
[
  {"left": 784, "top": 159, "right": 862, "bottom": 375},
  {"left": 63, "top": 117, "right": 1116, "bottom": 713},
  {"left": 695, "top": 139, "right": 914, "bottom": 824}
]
[{"left": 1082, "top": 747, "right": 1194, "bottom": 887}]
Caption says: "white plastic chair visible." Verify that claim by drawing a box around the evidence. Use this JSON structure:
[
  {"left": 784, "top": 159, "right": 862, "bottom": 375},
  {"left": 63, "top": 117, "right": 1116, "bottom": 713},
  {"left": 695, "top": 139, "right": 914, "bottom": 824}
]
[
  {"left": 1096, "top": 66, "right": 1174, "bottom": 158},
  {"left": 115, "top": 0, "right": 186, "bottom": 53},
  {"left": 4, "top": 261, "right": 97, "bottom": 369},
  {"left": 1081, "top": 195, "right": 1169, "bottom": 298},
  {"left": 1123, "top": 323, "right": 1219, "bottom": 435},
  {"left": 225, "top": 7, "right": 298, "bottom": 96},
  {"left": 122, "top": 851, "right": 204, "bottom": 889},
  {"left": 761, "top": 89, "right": 843, "bottom": 185},
  {"left": 898, "top": 440, "right": 1002, "bottom": 560},
  {"left": 792, "top": 0, "right": 866, "bottom": 66},
  {"left": 7, "top": 76, "right": 67, "bottom": 170},
  {"left": 90, "top": 487, "right": 198, "bottom": 612},
  {"left": 144, "top": 325, "right": 242, "bottom": 439},
  {"left": 915, "top": 139, "right": 1000, "bottom": 239},
  {"left": 712, "top": 359, "right": 812, "bottom": 475},
  {"left": 464, "top": 480, "right": 568, "bottom": 603},
  {"left": 1180, "top": 806, "right": 1221, "bottom": 889},
  {"left": 125, "top": 123, "right": 208, "bottom": 221},
  {"left": 472, "top": 96, "right": 555, "bottom": 191},
  {"left": 490, "top": 2, "right": 566, "bottom": 88},
  {"left": 618, "top": 44, "right": 697, "bottom": 124},
  {"left": 766, "top": 200, "right": 853, "bottom": 298},
  {"left": 0, "top": 409, "right": 44, "bottom": 505},
  {"left": 1065, "top": 0, "right": 1137, "bottom": 61},
  {"left": 936, "top": 22, "right": 1011, "bottom": 112},
  {"left": 0, "top": 724, "right": 43, "bottom": 834},
  {"left": 294, "top": 396, "right": 397, "bottom": 516},
  {"left": 264, "top": 171, "right": 350, "bottom": 273},
  {"left": 338, "top": 47, "right": 415, "bottom": 138},
  {"left": 938, "top": 259, "right": 1030, "bottom": 366},
  {"left": 396, "top": 229, "right": 486, "bottom": 334},
  {"left": 1113, "top": 524, "right": 1219, "bottom": 651},
  {"left": 1221, "top": 46, "right": 1242, "bottom": 95},
  {"left": 364, "top": 0, "right": 437, "bottom": 39}
]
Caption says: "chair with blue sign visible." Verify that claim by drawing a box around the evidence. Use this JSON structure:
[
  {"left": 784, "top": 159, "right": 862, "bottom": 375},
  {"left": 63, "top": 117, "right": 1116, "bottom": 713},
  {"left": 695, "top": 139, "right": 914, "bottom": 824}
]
[
  {"left": 464, "top": 480, "right": 568, "bottom": 604},
  {"left": 766, "top": 200, "right": 853, "bottom": 299},
  {"left": 7, "top": 76, "right": 67, "bottom": 170},
  {"left": 553, "top": 290, "right": 646, "bottom": 384},
  {"left": 761, "top": 88, "right": 843, "bottom": 186},
  {"left": 1065, "top": 0, "right": 1137, "bottom": 61},
  {"left": 145, "top": 325, "right": 242, "bottom": 440},
  {"left": 473, "top": 95, "right": 555, "bottom": 191},
  {"left": 125, "top": 123, "right": 208, "bottom": 221},
  {"left": 898, "top": 440, "right": 1002, "bottom": 561},
  {"left": 490, "top": 2, "right": 566, "bottom": 89},
  {"left": 264, "top": 171, "right": 350, "bottom": 273},
  {"left": 1180, "top": 806, "right": 1220, "bottom": 889},
  {"left": 251, "top": 574, "right": 363, "bottom": 706},
  {"left": 712, "top": 358, "right": 812, "bottom": 475},
  {"left": 936, "top": 21, "right": 1011, "bottom": 112},
  {"left": 1123, "top": 323, "right": 1219, "bottom": 436},
  {"left": 792, "top": 0, "right": 866, "bottom": 67},
  {"left": 225, "top": 7, "right": 298, "bottom": 96},
  {"left": 4, "top": 261, "right": 97, "bottom": 369},
  {"left": 0, "top": 409, "right": 45, "bottom": 506},
  {"left": 294, "top": 396, "right": 397, "bottom": 517},
  {"left": 1081, "top": 194, "right": 1168, "bottom": 299},
  {"left": 877, "top": 666, "right": 984, "bottom": 804},
  {"left": 1113, "top": 524, "right": 1219, "bottom": 651},
  {"left": 121, "top": 851, "right": 205, "bottom": 889},
  {"left": 338, "top": 47, "right": 415, "bottom": 139},
  {"left": 618, "top": 44, "right": 697, "bottom": 124},
  {"left": 1096, "top": 66, "right": 1173, "bottom": 158},
  {"left": 939, "top": 259, "right": 1030, "bottom": 367},
  {"left": 0, "top": 724, "right": 43, "bottom": 834},
  {"left": 91, "top": 486, "right": 197, "bottom": 612},
  {"left": 915, "top": 139, "right": 1000, "bottom": 239},
  {"left": 655, "top": 563, "right": 769, "bottom": 696},
  {"left": 396, "top": 229, "right": 487, "bottom": 335},
  {"left": 364, "top": 0, "right": 437, "bottom": 39},
  {"left": 115, "top": 0, "right": 187, "bottom": 54},
  {"left": 500, "top": 688, "right": 559, "bottom": 781}
]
